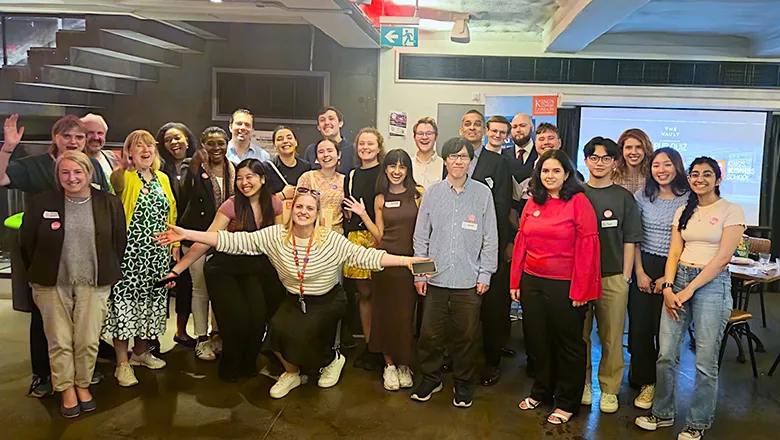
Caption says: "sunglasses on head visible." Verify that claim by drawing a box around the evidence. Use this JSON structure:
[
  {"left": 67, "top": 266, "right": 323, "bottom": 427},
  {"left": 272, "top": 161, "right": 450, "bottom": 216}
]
[{"left": 296, "top": 187, "right": 321, "bottom": 197}]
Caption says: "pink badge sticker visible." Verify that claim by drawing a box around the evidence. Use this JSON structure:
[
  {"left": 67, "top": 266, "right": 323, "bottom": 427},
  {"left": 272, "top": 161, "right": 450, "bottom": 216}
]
[
  {"left": 51, "top": 221, "right": 61, "bottom": 231},
  {"left": 604, "top": 210, "right": 613, "bottom": 218},
  {"left": 202, "top": 172, "right": 209, "bottom": 179},
  {"left": 141, "top": 187, "right": 149, "bottom": 195},
  {"left": 468, "top": 215, "right": 476, "bottom": 223},
  {"left": 710, "top": 217, "right": 719, "bottom": 225},
  {"left": 533, "top": 210, "right": 541, "bottom": 217}
]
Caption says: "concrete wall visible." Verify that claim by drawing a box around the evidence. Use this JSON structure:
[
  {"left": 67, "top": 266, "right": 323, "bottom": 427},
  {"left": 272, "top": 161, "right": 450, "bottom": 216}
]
[{"left": 107, "top": 23, "right": 378, "bottom": 150}]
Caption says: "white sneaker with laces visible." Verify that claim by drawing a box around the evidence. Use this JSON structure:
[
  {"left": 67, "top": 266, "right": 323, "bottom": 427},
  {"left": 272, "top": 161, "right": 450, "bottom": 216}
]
[
  {"left": 210, "top": 334, "right": 223, "bottom": 355},
  {"left": 195, "top": 340, "right": 216, "bottom": 361},
  {"left": 397, "top": 366, "right": 414, "bottom": 389},
  {"left": 600, "top": 393, "right": 619, "bottom": 413},
  {"left": 634, "top": 384, "right": 655, "bottom": 409},
  {"left": 270, "top": 372, "right": 302, "bottom": 399},
  {"left": 383, "top": 365, "right": 400, "bottom": 391},
  {"left": 318, "top": 352, "right": 346, "bottom": 388},
  {"left": 130, "top": 351, "right": 167, "bottom": 370},
  {"left": 115, "top": 362, "right": 138, "bottom": 387},
  {"left": 581, "top": 383, "right": 593, "bottom": 405}
]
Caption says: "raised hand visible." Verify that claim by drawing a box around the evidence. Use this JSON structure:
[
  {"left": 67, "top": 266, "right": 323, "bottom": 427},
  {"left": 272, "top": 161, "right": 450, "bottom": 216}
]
[
  {"left": 2, "top": 114, "right": 25, "bottom": 152},
  {"left": 343, "top": 196, "right": 367, "bottom": 218},
  {"left": 154, "top": 223, "right": 187, "bottom": 246}
]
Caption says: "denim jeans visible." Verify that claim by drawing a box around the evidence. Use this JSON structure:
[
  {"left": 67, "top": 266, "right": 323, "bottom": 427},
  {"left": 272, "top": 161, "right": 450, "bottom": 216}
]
[{"left": 652, "top": 264, "right": 732, "bottom": 430}]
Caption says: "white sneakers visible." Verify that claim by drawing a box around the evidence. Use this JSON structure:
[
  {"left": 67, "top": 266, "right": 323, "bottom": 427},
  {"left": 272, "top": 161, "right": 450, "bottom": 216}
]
[
  {"left": 383, "top": 365, "right": 413, "bottom": 391},
  {"left": 600, "top": 393, "right": 619, "bottom": 413},
  {"left": 581, "top": 383, "right": 593, "bottom": 405},
  {"left": 318, "top": 352, "right": 346, "bottom": 388},
  {"left": 130, "top": 351, "right": 167, "bottom": 370},
  {"left": 270, "top": 372, "right": 302, "bottom": 399},
  {"left": 115, "top": 362, "right": 138, "bottom": 387},
  {"left": 397, "top": 366, "right": 414, "bottom": 389},
  {"left": 195, "top": 340, "right": 216, "bottom": 361},
  {"left": 635, "top": 384, "right": 655, "bottom": 409}
]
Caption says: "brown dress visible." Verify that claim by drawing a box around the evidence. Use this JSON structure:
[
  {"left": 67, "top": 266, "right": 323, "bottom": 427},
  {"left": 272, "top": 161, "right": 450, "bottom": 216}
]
[{"left": 369, "top": 189, "right": 419, "bottom": 365}]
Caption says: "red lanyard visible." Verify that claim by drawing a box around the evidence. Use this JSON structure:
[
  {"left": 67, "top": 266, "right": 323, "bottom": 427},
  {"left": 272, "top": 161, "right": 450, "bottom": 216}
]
[{"left": 292, "top": 234, "right": 314, "bottom": 313}]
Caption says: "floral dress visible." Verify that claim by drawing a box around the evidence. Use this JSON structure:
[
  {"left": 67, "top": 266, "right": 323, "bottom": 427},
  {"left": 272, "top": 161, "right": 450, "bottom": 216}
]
[{"left": 103, "top": 173, "right": 171, "bottom": 340}]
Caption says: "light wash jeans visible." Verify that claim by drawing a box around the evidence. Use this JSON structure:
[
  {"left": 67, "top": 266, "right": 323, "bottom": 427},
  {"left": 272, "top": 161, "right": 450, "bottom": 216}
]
[{"left": 652, "top": 264, "right": 732, "bottom": 430}]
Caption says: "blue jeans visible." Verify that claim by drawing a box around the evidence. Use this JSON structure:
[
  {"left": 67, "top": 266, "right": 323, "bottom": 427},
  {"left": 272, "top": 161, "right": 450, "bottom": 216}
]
[{"left": 652, "top": 264, "right": 732, "bottom": 430}]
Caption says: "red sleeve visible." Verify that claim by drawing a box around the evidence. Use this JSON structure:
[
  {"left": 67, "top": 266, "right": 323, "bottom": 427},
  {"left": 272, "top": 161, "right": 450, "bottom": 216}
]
[
  {"left": 569, "top": 193, "right": 603, "bottom": 302},
  {"left": 272, "top": 196, "right": 283, "bottom": 216},
  {"left": 510, "top": 200, "right": 534, "bottom": 290},
  {"left": 217, "top": 197, "right": 236, "bottom": 221}
]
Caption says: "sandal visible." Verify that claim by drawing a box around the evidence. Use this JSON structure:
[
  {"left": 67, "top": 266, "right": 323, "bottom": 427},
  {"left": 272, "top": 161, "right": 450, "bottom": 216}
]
[
  {"left": 547, "top": 410, "right": 572, "bottom": 425},
  {"left": 518, "top": 397, "right": 540, "bottom": 411}
]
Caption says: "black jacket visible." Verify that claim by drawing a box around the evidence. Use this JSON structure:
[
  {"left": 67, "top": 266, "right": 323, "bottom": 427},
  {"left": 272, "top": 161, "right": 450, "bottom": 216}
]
[
  {"left": 471, "top": 148, "right": 513, "bottom": 252},
  {"left": 20, "top": 188, "right": 126, "bottom": 287},
  {"left": 178, "top": 162, "right": 233, "bottom": 233}
]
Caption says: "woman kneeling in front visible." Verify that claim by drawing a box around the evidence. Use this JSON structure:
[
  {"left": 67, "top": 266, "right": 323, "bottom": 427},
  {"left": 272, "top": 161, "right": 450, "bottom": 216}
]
[
  {"left": 635, "top": 157, "right": 744, "bottom": 440},
  {"left": 20, "top": 151, "right": 126, "bottom": 417},
  {"left": 156, "top": 189, "right": 426, "bottom": 398}
]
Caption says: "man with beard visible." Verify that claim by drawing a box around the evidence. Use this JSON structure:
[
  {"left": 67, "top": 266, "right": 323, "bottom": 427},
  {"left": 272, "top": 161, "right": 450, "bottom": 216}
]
[
  {"left": 460, "top": 109, "right": 485, "bottom": 176},
  {"left": 304, "top": 106, "right": 355, "bottom": 174},
  {"left": 81, "top": 114, "right": 117, "bottom": 191},
  {"left": 225, "top": 109, "right": 270, "bottom": 164}
]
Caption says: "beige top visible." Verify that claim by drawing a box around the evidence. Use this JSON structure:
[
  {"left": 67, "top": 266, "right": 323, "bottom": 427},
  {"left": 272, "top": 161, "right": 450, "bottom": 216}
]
[
  {"left": 673, "top": 198, "right": 746, "bottom": 266},
  {"left": 413, "top": 152, "right": 444, "bottom": 190}
]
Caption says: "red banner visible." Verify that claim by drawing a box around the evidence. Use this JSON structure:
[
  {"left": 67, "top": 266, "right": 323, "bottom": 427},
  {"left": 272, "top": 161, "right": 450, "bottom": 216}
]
[{"left": 532, "top": 96, "right": 558, "bottom": 116}]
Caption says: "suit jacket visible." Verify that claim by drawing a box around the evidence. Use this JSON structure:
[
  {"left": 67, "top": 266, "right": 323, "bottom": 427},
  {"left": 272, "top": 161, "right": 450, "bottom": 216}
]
[
  {"left": 471, "top": 148, "right": 513, "bottom": 252},
  {"left": 178, "top": 162, "right": 233, "bottom": 233},
  {"left": 20, "top": 188, "right": 127, "bottom": 286}
]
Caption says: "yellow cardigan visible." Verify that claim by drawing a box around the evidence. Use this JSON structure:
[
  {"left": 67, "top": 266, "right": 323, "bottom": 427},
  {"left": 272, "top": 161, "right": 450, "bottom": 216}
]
[{"left": 111, "top": 169, "right": 179, "bottom": 247}]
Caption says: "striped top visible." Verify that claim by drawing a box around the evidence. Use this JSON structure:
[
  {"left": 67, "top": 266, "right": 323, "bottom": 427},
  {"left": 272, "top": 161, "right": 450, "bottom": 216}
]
[
  {"left": 634, "top": 189, "right": 689, "bottom": 257},
  {"left": 216, "top": 225, "right": 386, "bottom": 296}
]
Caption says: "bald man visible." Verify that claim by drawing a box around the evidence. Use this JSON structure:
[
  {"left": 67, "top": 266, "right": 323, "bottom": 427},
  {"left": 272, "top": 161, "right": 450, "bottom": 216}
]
[{"left": 81, "top": 113, "right": 117, "bottom": 186}]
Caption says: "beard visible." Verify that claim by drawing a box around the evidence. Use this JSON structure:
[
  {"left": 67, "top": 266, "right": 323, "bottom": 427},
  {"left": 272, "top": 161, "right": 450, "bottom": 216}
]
[
  {"left": 512, "top": 134, "right": 531, "bottom": 147},
  {"left": 86, "top": 140, "right": 103, "bottom": 155}
]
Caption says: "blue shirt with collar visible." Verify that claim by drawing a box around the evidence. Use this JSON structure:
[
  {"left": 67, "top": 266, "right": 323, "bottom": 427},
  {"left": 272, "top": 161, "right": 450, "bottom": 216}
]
[{"left": 226, "top": 140, "right": 271, "bottom": 164}]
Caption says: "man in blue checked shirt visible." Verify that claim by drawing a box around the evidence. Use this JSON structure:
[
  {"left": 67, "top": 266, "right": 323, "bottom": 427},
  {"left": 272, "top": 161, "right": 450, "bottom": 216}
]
[{"left": 225, "top": 109, "right": 271, "bottom": 164}]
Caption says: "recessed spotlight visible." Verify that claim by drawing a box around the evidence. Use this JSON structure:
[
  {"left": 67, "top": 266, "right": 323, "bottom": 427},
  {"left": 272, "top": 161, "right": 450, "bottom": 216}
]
[{"left": 210, "top": 0, "right": 223, "bottom": 4}]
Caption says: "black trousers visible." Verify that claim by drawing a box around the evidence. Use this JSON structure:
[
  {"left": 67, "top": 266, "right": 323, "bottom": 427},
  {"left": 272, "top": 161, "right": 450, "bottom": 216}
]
[
  {"left": 481, "top": 258, "right": 511, "bottom": 367},
  {"left": 204, "top": 253, "right": 276, "bottom": 381},
  {"left": 30, "top": 301, "right": 51, "bottom": 377},
  {"left": 627, "top": 251, "right": 666, "bottom": 387},
  {"left": 521, "top": 273, "right": 587, "bottom": 414},
  {"left": 417, "top": 285, "right": 482, "bottom": 384}
]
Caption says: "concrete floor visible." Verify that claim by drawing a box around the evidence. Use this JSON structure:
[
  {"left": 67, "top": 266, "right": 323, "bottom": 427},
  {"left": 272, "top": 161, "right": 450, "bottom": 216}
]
[{"left": 1, "top": 297, "right": 779, "bottom": 440}]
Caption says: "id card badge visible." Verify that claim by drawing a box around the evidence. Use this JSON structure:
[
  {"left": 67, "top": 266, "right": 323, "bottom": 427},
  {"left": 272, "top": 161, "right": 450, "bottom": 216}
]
[
  {"left": 461, "top": 222, "right": 478, "bottom": 231},
  {"left": 385, "top": 200, "right": 401, "bottom": 208},
  {"left": 299, "top": 298, "right": 307, "bottom": 314},
  {"left": 601, "top": 219, "right": 618, "bottom": 228},
  {"left": 43, "top": 211, "right": 60, "bottom": 220}
]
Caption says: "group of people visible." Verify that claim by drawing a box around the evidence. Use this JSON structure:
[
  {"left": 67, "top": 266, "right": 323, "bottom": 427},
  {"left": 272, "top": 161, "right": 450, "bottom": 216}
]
[{"left": 1, "top": 104, "right": 744, "bottom": 440}]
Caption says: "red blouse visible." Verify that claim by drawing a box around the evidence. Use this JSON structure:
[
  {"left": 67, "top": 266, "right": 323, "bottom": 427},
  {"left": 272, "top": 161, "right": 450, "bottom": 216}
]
[{"left": 510, "top": 192, "right": 602, "bottom": 302}]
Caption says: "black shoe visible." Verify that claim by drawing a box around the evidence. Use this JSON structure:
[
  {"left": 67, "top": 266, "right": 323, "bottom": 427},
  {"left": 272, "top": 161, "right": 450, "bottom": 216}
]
[
  {"left": 353, "top": 349, "right": 382, "bottom": 371},
  {"left": 441, "top": 359, "right": 453, "bottom": 373},
  {"left": 481, "top": 365, "right": 501, "bottom": 387},
  {"left": 28, "top": 375, "right": 54, "bottom": 398},
  {"left": 61, "top": 402, "right": 80, "bottom": 419},
  {"left": 174, "top": 335, "right": 197, "bottom": 349},
  {"left": 453, "top": 382, "right": 473, "bottom": 408},
  {"left": 500, "top": 347, "right": 517, "bottom": 357},
  {"left": 79, "top": 398, "right": 97, "bottom": 413},
  {"left": 410, "top": 378, "right": 443, "bottom": 402},
  {"left": 90, "top": 370, "right": 104, "bottom": 385}
]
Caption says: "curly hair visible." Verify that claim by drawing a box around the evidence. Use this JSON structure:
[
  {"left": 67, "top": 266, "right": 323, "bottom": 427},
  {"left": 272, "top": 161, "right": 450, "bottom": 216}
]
[
  {"left": 677, "top": 156, "right": 721, "bottom": 231},
  {"left": 529, "top": 149, "right": 583, "bottom": 205},
  {"left": 353, "top": 127, "right": 386, "bottom": 166}
]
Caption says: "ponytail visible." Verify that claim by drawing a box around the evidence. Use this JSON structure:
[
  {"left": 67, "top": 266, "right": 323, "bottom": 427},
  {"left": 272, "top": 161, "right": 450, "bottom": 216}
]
[{"left": 677, "top": 191, "right": 699, "bottom": 231}]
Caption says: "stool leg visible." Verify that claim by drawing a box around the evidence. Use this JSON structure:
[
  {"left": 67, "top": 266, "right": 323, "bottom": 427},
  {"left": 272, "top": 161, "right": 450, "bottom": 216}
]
[
  {"left": 759, "top": 289, "right": 767, "bottom": 328},
  {"left": 745, "top": 322, "right": 758, "bottom": 378},
  {"left": 718, "top": 323, "right": 732, "bottom": 368},
  {"left": 770, "top": 352, "right": 780, "bottom": 376}
]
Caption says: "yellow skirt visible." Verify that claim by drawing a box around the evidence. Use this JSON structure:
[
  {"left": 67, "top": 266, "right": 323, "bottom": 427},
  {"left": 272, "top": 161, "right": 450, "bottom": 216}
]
[{"left": 343, "top": 230, "right": 377, "bottom": 280}]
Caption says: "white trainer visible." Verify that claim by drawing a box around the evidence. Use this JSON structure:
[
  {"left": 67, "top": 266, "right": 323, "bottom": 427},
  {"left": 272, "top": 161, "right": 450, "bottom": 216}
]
[
  {"left": 210, "top": 334, "right": 223, "bottom": 355},
  {"left": 317, "top": 352, "right": 346, "bottom": 388},
  {"left": 195, "top": 340, "right": 216, "bottom": 361},
  {"left": 269, "top": 372, "right": 302, "bottom": 399},
  {"left": 115, "top": 362, "right": 138, "bottom": 387},
  {"left": 383, "top": 365, "right": 400, "bottom": 391},
  {"left": 581, "top": 383, "right": 593, "bottom": 405},
  {"left": 600, "top": 393, "right": 619, "bottom": 413},
  {"left": 634, "top": 384, "right": 655, "bottom": 409},
  {"left": 130, "top": 351, "right": 167, "bottom": 370},
  {"left": 397, "top": 366, "right": 414, "bottom": 389}
]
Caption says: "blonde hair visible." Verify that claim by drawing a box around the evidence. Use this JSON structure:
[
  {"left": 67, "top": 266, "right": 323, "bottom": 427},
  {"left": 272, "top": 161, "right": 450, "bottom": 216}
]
[
  {"left": 353, "top": 127, "right": 386, "bottom": 166},
  {"left": 122, "top": 130, "right": 161, "bottom": 171},
  {"left": 283, "top": 192, "right": 326, "bottom": 247},
  {"left": 55, "top": 151, "right": 94, "bottom": 190}
]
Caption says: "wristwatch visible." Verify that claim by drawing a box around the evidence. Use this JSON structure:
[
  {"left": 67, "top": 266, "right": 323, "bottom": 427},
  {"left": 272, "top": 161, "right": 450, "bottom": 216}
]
[
  {"left": 624, "top": 276, "right": 632, "bottom": 285},
  {"left": 661, "top": 282, "right": 674, "bottom": 291}
]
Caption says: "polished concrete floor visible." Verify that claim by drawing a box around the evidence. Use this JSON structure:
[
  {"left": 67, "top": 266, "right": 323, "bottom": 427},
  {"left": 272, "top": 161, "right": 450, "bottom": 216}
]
[{"left": 1, "top": 296, "right": 779, "bottom": 440}]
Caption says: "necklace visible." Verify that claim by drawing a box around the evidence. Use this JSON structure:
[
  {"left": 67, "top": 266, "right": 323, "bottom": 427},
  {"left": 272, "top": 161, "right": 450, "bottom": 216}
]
[
  {"left": 66, "top": 195, "right": 92, "bottom": 205},
  {"left": 291, "top": 233, "right": 314, "bottom": 313}
]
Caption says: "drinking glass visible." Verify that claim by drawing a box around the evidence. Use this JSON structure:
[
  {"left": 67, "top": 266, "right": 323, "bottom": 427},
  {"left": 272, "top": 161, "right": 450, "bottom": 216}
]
[{"left": 758, "top": 253, "right": 771, "bottom": 264}]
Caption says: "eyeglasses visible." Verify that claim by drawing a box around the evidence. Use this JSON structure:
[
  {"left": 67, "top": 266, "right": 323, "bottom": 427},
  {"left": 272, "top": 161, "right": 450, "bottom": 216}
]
[
  {"left": 447, "top": 154, "right": 470, "bottom": 162},
  {"left": 296, "top": 187, "right": 321, "bottom": 197},
  {"left": 587, "top": 155, "right": 615, "bottom": 164},
  {"left": 415, "top": 131, "right": 436, "bottom": 137},
  {"left": 488, "top": 128, "right": 508, "bottom": 137}
]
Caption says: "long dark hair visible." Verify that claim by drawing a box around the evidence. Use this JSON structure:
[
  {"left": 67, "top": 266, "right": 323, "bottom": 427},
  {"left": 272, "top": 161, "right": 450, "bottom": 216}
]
[
  {"left": 643, "top": 147, "right": 689, "bottom": 202},
  {"left": 272, "top": 125, "right": 299, "bottom": 157},
  {"left": 529, "top": 149, "right": 583, "bottom": 205},
  {"left": 677, "top": 156, "right": 721, "bottom": 231},
  {"left": 376, "top": 149, "right": 420, "bottom": 198},
  {"left": 155, "top": 122, "right": 198, "bottom": 179},
  {"left": 233, "top": 159, "right": 275, "bottom": 232}
]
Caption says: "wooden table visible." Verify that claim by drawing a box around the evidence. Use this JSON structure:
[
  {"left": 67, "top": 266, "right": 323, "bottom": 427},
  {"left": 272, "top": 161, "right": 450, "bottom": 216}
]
[{"left": 727, "top": 263, "right": 779, "bottom": 357}]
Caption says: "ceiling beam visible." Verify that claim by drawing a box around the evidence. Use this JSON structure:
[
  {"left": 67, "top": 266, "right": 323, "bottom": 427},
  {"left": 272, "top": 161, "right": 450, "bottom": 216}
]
[{"left": 544, "top": 0, "right": 650, "bottom": 53}]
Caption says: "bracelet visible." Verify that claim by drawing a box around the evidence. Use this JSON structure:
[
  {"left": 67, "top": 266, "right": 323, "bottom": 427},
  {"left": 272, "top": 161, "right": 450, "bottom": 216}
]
[
  {"left": 399, "top": 256, "right": 406, "bottom": 267},
  {"left": 0, "top": 149, "right": 13, "bottom": 155},
  {"left": 169, "top": 269, "right": 180, "bottom": 277}
]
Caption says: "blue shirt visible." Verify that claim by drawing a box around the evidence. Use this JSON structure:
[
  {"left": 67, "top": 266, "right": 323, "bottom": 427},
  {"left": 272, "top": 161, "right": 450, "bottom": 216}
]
[
  {"left": 467, "top": 146, "right": 483, "bottom": 175},
  {"left": 634, "top": 189, "right": 689, "bottom": 257},
  {"left": 226, "top": 140, "right": 270, "bottom": 164},
  {"left": 413, "top": 177, "right": 498, "bottom": 288}
]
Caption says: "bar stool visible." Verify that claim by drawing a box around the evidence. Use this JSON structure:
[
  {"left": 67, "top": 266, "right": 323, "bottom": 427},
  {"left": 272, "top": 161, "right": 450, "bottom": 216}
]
[
  {"left": 770, "top": 352, "right": 780, "bottom": 376},
  {"left": 718, "top": 309, "right": 757, "bottom": 377}
]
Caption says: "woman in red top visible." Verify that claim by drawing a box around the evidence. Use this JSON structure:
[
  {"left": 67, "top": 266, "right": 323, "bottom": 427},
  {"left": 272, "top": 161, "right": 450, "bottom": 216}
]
[{"left": 510, "top": 149, "right": 602, "bottom": 425}]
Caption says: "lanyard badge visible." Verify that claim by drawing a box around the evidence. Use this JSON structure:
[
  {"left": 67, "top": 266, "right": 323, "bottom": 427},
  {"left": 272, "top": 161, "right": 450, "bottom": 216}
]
[{"left": 292, "top": 234, "right": 314, "bottom": 314}]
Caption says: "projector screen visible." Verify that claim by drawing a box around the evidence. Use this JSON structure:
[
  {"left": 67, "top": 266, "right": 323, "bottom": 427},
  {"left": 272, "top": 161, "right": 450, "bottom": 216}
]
[{"left": 577, "top": 107, "right": 767, "bottom": 225}]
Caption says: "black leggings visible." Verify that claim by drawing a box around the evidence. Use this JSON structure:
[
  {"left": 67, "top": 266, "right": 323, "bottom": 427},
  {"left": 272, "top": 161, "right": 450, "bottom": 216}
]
[{"left": 628, "top": 251, "right": 666, "bottom": 387}]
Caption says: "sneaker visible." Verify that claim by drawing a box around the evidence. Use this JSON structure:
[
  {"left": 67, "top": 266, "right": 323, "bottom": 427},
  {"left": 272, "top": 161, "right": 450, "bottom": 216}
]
[
  {"left": 210, "top": 333, "right": 223, "bottom": 355},
  {"left": 410, "top": 378, "right": 443, "bottom": 402},
  {"left": 115, "top": 362, "right": 138, "bottom": 387},
  {"left": 318, "top": 352, "right": 346, "bottom": 388},
  {"left": 269, "top": 372, "right": 302, "bottom": 399},
  {"left": 581, "top": 383, "right": 593, "bottom": 405},
  {"left": 27, "top": 375, "right": 54, "bottom": 398},
  {"left": 634, "top": 384, "right": 655, "bottom": 409},
  {"left": 383, "top": 365, "right": 400, "bottom": 391},
  {"left": 678, "top": 427, "right": 704, "bottom": 439},
  {"left": 452, "top": 383, "right": 473, "bottom": 408},
  {"left": 600, "top": 393, "right": 619, "bottom": 413},
  {"left": 635, "top": 414, "right": 675, "bottom": 431},
  {"left": 397, "top": 366, "right": 414, "bottom": 389},
  {"left": 90, "top": 370, "right": 104, "bottom": 385},
  {"left": 130, "top": 351, "right": 167, "bottom": 370},
  {"left": 195, "top": 340, "right": 216, "bottom": 361}
]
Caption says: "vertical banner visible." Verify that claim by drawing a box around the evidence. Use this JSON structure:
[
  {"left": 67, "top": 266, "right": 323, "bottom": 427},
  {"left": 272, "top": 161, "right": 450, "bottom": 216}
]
[{"left": 485, "top": 95, "right": 559, "bottom": 148}]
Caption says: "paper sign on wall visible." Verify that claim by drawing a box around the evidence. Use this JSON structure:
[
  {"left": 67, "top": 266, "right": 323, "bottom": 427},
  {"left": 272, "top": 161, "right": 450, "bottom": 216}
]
[
  {"left": 389, "top": 111, "right": 408, "bottom": 137},
  {"left": 252, "top": 130, "right": 275, "bottom": 157},
  {"left": 532, "top": 96, "right": 558, "bottom": 116}
]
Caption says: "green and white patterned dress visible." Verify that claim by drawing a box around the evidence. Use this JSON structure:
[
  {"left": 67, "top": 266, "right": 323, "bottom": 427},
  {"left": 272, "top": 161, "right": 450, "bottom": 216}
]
[{"left": 103, "top": 173, "right": 171, "bottom": 340}]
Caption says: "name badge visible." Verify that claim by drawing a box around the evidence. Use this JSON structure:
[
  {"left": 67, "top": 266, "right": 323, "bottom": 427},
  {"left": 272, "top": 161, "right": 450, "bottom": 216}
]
[
  {"left": 601, "top": 219, "right": 618, "bottom": 228},
  {"left": 385, "top": 200, "right": 401, "bottom": 208},
  {"left": 461, "top": 221, "right": 478, "bottom": 231},
  {"left": 43, "top": 211, "right": 60, "bottom": 220},
  {"left": 485, "top": 177, "right": 494, "bottom": 189}
]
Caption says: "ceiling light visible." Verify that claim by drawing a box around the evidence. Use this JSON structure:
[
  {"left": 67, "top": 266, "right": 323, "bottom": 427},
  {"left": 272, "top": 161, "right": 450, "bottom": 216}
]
[{"left": 210, "top": 0, "right": 223, "bottom": 3}]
